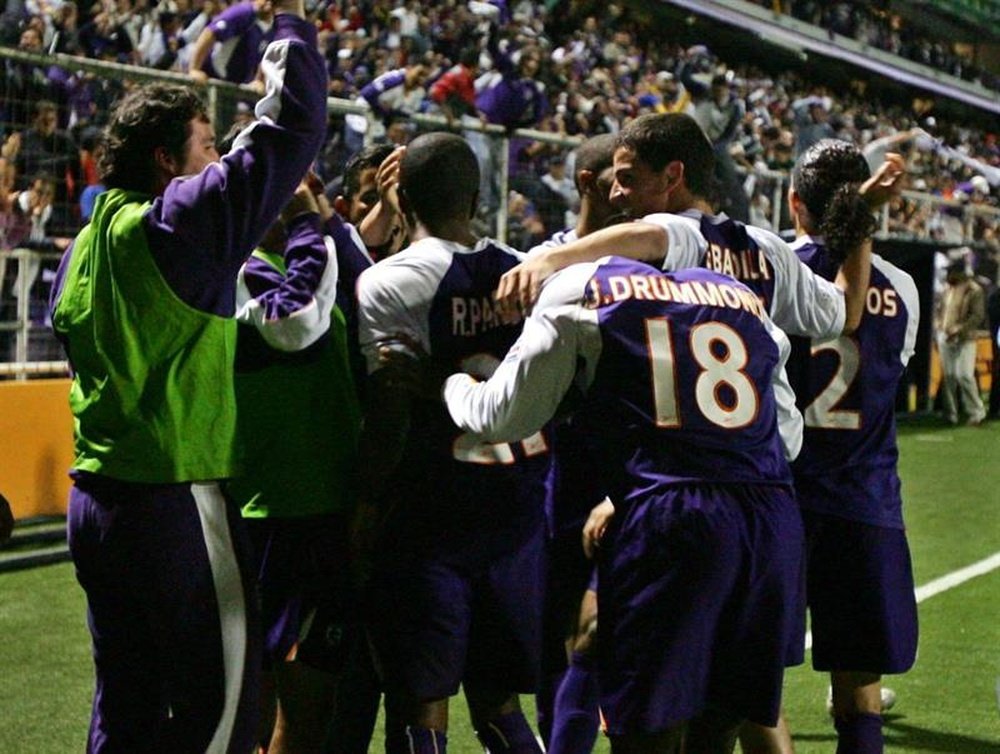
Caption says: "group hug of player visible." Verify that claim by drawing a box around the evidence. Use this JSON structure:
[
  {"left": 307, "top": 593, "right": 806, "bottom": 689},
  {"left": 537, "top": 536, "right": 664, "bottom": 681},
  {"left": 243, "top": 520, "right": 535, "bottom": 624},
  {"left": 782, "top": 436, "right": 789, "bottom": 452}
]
[{"left": 48, "top": 5, "right": 918, "bottom": 752}]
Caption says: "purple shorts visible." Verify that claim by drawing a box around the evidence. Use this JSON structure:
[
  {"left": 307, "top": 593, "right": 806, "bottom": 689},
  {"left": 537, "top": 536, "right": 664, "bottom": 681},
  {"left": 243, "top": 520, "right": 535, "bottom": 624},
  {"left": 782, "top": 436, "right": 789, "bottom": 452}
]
[
  {"left": 541, "top": 527, "right": 597, "bottom": 674},
  {"left": 803, "top": 510, "right": 918, "bottom": 674},
  {"left": 598, "top": 484, "right": 802, "bottom": 735},
  {"left": 244, "top": 513, "right": 354, "bottom": 673},
  {"left": 68, "top": 477, "right": 259, "bottom": 754},
  {"left": 368, "top": 528, "right": 544, "bottom": 701}
]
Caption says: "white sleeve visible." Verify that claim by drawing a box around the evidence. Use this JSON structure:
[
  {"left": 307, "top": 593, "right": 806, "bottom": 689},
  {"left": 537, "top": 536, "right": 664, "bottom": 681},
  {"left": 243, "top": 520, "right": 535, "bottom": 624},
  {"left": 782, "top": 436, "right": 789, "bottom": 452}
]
[
  {"left": 874, "top": 256, "right": 920, "bottom": 367},
  {"left": 443, "top": 264, "right": 601, "bottom": 443},
  {"left": 641, "top": 213, "right": 704, "bottom": 271},
  {"left": 356, "top": 257, "right": 436, "bottom": 373},
  {"left": 765, "top": 313, "right": 803, "bottom": 461},
  {"left": 752, "top": 228, "right": 846, "bottom": 340}
]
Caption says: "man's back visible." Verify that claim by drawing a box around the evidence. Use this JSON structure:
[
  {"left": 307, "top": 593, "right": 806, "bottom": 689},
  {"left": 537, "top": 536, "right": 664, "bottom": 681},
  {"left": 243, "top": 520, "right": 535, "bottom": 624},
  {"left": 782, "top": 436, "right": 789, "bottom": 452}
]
[
  {"left": 789, "top": 239, "right": 919, "bottom": 528},
  {"left": 358, "top": 236, "right": 549, "bottom": 558}
]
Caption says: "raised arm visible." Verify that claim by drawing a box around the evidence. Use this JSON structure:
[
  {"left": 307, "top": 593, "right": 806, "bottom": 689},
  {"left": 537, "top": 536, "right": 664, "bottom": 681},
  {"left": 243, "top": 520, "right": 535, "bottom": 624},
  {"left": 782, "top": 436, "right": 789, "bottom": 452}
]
[
  {"left": 445, "top": 267, "right": 598, "bottom": 442},
  {"left": 495, "top": 221, "right": 667, "bottom": 313},
  {"left": 236, "top": 192, "right": 339, "bottom": 352},
  {"left": 144, "top": 4, "right": 328, "bottom": 313}
]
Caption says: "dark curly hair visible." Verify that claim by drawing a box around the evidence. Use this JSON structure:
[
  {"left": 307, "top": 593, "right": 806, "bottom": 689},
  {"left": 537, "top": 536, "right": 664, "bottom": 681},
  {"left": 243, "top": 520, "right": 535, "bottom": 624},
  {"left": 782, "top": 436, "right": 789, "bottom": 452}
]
[
  {"left": 98, "top": 84, "right": 209, "bottom": 193},
  {"left": 792, "top": 139, "right": 876, "bottom": 262},
  {"left": 615, "top": 113, "right": 715, "bottom": 198}
]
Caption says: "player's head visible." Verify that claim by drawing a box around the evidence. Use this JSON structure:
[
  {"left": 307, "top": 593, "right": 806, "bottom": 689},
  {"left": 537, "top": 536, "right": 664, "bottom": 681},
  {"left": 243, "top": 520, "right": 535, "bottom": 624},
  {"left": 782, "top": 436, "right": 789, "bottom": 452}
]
[
  {"left": 337, "top": 143, "right": 396, "bottom": 225},
  {"left": 611, "top": 113, "right": 714, "bottom": 218},
  {"left": 573, "top": 133, "right": 617, "bottom": 226},
  {"left": 790, "top": 139, "right": 875, "bottom": 261},
  {"left": 398, "top": 132, "right": 479, "bottom": 231},
  {"left": 99, "top": 84, "right": 216, "bottom": 195}
]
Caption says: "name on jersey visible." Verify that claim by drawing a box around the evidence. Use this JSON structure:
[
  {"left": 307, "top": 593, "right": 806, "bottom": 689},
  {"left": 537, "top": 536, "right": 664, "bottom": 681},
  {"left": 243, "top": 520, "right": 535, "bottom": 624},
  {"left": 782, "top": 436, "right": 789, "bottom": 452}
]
[
  {"left": 589, "top": 274, "right": 765, "bottom": 320},
  {"left": 452, "top": 296, "right": 505, "bottom": 336},
  {"left": 866, "top": 286, "right": 898, "bottom": 317},
  {"left": 702, "top": 243, "right": 772, "bottom": 282}
]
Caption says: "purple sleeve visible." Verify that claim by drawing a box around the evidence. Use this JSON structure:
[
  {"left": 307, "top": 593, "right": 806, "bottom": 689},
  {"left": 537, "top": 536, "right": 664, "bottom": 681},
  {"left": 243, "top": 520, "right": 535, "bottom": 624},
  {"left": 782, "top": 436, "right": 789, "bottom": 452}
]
[
  {"left": 360, "top": 69, "right": 405, "bottom": 117},
  {"left": 208, "top": 1, "right": 255, "bottom": 41},
  {"left": 243, "top": 212, "right": 329, "bottom": 320},
  {"left": 143, "top": 15, "right": 328, "bottom": 316}
]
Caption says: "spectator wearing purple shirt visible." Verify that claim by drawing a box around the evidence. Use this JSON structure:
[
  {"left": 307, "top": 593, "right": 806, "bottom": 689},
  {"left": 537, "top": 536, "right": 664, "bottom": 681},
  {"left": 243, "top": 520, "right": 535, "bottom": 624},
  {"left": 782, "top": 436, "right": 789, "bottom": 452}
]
[
  {"left": 467, "top": 26, "right": 549, "bottom": 218},
  {"left": 189, "top": 0, "right": 275, "bottom": 85}
]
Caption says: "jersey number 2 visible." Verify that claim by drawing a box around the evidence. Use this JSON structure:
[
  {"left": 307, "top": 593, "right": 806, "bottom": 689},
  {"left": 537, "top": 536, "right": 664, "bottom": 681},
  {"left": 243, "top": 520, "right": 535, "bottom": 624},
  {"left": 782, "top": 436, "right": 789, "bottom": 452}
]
[
  {"left": 646, "top": 318, "right": 758, "bottom": 429},
  {"left": 803, "top": 338, "right": 861, "bottom": 430}
]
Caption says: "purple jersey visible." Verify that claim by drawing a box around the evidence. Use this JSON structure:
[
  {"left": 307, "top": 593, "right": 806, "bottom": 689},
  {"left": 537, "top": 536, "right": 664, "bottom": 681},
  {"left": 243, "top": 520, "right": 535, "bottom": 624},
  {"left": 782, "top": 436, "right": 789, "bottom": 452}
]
[
  {"left": 204, "top": 1, "right": 274, "bottom": 83},
  {"left": 357, "top": 237, "right": 550, "bottom": 560},
  {"left": 787, "top": 239, "right": 919, "bottom": 528},
  {"left": 584, "top": 261, "right": 791, "bottom": 504}
]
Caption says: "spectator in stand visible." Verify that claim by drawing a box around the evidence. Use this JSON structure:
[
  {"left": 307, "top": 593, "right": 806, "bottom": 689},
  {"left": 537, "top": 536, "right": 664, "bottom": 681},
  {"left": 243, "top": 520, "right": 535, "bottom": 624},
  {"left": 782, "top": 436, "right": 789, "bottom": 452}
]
[
  {"left": 936, "top": 260, "right": 988, "bottom": 425},
  {"left": 188, "top": 0, "right": 275, "bottom": 86},
  {"left": 540, "top": 154, "right": 579, "bottom": 229},
  {"left": 344, "top": 61, "right": 430, "bottom": 153},
  {"left": 49, "top": 1, "right": 82, "bottom": 56},
  {"left": 78, "top": 9, "right": 137, "bottom": 63},
  {"left": 429, "top": 47, "right": 483, "bottom": 129},
  {"left": 683, "top": 62, "right": 750, "bottom": 222},
  {"left": 470, "top": 25, "right": 549, "bottom": 217},
  {"left": 792, "top": 94, "right": 838, "bottom": 156},
  {"left": 0, "top": 26, "right": 66, "bottom": 132},
  {"left": 13, "top": 100, "right": 82, "bottom": 233}
]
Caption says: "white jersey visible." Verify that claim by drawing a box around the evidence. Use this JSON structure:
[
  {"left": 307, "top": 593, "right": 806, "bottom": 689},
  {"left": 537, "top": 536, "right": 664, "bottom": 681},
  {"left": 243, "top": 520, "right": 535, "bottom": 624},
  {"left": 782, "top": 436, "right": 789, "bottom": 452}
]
[{"left": 641, "top": 210, "right": 847, "bottom": 340}]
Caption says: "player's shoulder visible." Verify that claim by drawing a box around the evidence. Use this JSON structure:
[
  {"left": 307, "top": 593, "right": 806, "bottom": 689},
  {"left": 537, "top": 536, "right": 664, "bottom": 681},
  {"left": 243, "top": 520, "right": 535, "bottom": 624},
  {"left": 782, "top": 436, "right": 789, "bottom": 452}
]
[
  {"left": 536, "top": 259, "right": 603, "bottom": 311},
  {"left": 871, "top": 253, "right": 918, "bottom": 301},
  {"left": 357, "top": 239, "right": 450, "bottom": 298},
  {"left": 743, "top": 222, "right": 795, "bottom": 260},
  {"left": 528, "top": 227, "right": 577, "bottom": 256}
]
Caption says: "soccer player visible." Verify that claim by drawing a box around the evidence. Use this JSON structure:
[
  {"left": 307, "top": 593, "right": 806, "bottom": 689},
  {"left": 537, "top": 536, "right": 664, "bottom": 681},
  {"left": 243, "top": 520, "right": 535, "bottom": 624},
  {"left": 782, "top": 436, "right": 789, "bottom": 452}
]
[
  {"left": 495, "top": 112, "right": 883, "bottom": 346},
  {"left": 355, "top": 132, "right": 548, "bottom": 754},
  {"left": 227, "top": 179, "right": 362, "bottom": 753},
  {"left": 47, "top": 1, "right": 327, "bottom": 748},
  {"left": 784, "top": 140, "right": 919, "bottom": 754},
  {"left": 529, "top": 132, "right": 617, "bottom": 753},
  {"left": 439, "top": 257, "right": 806, "bottom": 754}
]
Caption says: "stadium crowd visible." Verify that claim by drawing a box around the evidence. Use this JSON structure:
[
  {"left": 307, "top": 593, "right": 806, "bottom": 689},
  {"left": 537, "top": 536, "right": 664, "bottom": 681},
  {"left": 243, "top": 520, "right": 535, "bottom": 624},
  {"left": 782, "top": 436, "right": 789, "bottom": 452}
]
[
  {"left": 751, "top": 0, "right": 1000, "bottom": 94},
  {"left": 0, "top": 0, "right": 997, "bottom": 247}
]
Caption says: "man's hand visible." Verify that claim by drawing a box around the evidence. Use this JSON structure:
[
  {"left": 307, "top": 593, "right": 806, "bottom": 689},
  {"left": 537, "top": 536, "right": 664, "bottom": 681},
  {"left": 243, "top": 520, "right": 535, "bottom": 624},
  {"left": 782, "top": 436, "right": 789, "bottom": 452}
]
[
  {"left": 860, "top": 152, "right": 906, "bottom": 209},
  {"left": 189, "top": 68, "right": 209, "bottom": 86},
  {"left": 376, "top": 146, "right": 405, "bottom": 217},
  {"left": 0, "top": 493, "right": 14, "bottom": 545},
  {"left": 281, "top": 179, "right": 320, "bottom": 223},
  {"left": 375, "top": 334, "right": 449, "bottom": 402},
  {"left": 494, "top": 251, "right": 559, "bottom": 320},
  {"left": 582, "top": 498, "right": 615, "bottom": 560}
]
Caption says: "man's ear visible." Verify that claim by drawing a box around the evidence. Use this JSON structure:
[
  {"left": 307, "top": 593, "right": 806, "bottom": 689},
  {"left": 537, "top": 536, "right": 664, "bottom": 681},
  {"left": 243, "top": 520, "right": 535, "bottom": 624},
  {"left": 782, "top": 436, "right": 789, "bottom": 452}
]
[
  {"left": 333, "top": 195, "right": 350, "bottom": 218},
  {"left": 575, "top": 168, "right": 594, "bottom": 196},
  {"left": 153, "top": 145, "right": 180, "bottom": 179},
  {"left": 664, "top": 160, "right": 685, "bottom": 191},
  {"left": 788, "top": 187, "right": 804, "bottom": 221}
]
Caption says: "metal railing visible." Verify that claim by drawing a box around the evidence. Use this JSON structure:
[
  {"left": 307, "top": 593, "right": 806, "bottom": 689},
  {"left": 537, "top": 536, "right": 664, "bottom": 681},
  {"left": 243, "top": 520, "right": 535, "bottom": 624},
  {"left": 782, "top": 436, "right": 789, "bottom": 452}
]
[{"left": 1, "top": 45, "right": 999, "bottom": 378}]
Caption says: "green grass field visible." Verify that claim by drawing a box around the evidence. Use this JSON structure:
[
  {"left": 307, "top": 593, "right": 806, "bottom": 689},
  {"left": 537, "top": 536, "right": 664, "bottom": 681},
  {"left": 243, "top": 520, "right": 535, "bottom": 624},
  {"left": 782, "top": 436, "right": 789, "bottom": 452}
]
[{"left": 1, "top": 417, "right": 998, "bottom": 752}]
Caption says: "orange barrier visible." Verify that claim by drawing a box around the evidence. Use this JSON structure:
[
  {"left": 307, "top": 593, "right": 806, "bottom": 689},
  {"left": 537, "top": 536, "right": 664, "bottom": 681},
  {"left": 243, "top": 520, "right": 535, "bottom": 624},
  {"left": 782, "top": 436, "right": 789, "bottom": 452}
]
[{"left": 0, "top": 379, "right": 73, "bottom": 518}]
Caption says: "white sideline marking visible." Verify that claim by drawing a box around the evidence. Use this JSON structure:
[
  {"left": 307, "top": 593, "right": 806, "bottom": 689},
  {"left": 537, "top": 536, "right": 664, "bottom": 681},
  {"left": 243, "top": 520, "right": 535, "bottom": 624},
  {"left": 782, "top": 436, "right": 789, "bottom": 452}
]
[{"left": 804, "top": 550, "right": 1000, "bottom": 651}]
